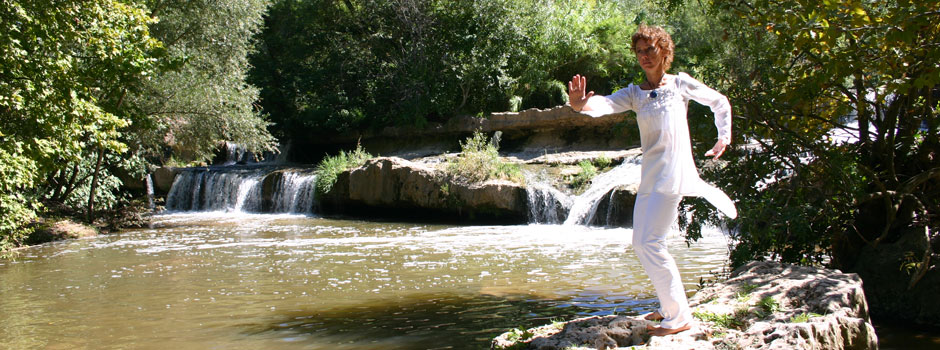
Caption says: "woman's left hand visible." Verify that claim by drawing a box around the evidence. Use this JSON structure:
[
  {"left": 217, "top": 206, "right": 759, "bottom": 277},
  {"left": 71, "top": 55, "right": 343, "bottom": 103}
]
[{"left": 705, "top": 139, "right": 728, "bottom": 159}]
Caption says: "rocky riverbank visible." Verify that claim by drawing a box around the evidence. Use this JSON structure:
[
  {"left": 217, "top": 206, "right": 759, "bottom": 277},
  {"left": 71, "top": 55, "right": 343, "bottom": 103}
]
[{"left": 491, "top": 261, "right": 878, "bottom": 350}]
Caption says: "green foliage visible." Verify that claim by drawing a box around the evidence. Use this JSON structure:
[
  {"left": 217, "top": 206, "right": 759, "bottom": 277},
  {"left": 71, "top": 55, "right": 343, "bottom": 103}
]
[
  {"left": 314, "top": 145, "right": 373, "bottom": 195},
  {"left": 496, "top": 326, "right": 534, "bottom": 349},
  {"left": 1, "top": 0, "right": 277, "bottom": 251},
  {"left": 445, "top": 131, "right": 522, "bottom": 184},
  {"left": 130, "top": 0, "right": 277, "bottom": 163},
  {"left": 677, "top": 0, "right": 940, "bottom": 271},
  {"left": 569, "top": 160, "right": 599, "bottom": 191},
  {"left": 593, "top": 155, "right": 613, "bottom": 170},
  {"left": 693, "top": 310, "right": 744, "bottom": 330},
  {"left": 250, "top": 0, "right": 642, "bottom": 138},
  {"left": 788, "top": 312, "right": 822, "bottom": 323},
  {"left": 0, "top": 0, "right": 162, "bottom": 248},
  {"left": 755, "top": 296, "right": 780, "bottom": 318}
]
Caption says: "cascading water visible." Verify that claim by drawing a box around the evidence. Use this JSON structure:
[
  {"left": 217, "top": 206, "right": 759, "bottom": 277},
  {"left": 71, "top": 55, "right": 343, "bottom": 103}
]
[
  {"left": 523, "top": 171, "right": 572, "bottom": 224},
  {"left": 165, "top": 168, "right": 317, "bottom": 214},
  {"left": 521, "top": 155, "right": 644, "bottom": 226},
  {"left": 166, "top": 170, "right": 264, "bottom": 212},
  {"left": 269, "top": 172, "right": 317, "bottom": 214},
  {"left": 563, "top": 156, "right": 642, "bottom": 226}
]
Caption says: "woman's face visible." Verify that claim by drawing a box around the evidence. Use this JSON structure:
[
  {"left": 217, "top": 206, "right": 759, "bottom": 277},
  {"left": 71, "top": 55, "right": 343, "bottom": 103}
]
[{"left": 634, "top": 39, "right": 663, "bottom": 74}]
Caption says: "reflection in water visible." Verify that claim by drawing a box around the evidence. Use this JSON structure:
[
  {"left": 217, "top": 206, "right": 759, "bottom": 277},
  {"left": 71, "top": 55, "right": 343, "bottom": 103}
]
[{"left": 0, "top": 213, "right": 730, "bottom": 349}]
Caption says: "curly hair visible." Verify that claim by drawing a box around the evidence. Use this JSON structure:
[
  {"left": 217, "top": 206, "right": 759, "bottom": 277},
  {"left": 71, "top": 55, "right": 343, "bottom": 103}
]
[{"left": 631, "top": 25, "right": 675, "bottom": 71}]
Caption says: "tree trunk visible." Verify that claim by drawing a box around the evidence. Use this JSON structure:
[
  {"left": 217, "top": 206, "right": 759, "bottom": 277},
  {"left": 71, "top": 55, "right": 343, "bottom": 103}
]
[{"left": 86, "top": 148, "right": 105, "bottom": 223}]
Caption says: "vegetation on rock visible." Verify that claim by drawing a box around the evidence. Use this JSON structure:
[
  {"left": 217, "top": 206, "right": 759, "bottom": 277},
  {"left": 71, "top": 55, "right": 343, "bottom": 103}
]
[
  {"left": 445, "top": 131, "right": 522, "bottom": 185},
  {"left": 314, "top": 144, "right": 374, "bottom": 195}
]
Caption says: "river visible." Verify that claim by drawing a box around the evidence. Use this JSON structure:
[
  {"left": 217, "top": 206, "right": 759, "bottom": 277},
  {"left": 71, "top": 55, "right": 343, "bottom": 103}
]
[{"left": 0, "top": 212, "right": 731, "bottom": 349}]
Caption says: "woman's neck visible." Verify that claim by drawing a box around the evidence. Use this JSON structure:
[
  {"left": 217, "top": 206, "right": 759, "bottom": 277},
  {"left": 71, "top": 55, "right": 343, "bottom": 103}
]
[{"left": 643, "top": 71, "right": 666, "bottom": 89}]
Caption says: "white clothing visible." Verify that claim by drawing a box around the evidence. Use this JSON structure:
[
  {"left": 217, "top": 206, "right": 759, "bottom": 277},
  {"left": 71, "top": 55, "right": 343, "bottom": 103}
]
[
  {"left": 582, "top": 72, "right": 737, "bottom": 218},
  {"left": 632, "top": 192, "right": 690, "bottom": 329},
  {"left": 580, "top": 72, "right": 737, "bottom": 330}
]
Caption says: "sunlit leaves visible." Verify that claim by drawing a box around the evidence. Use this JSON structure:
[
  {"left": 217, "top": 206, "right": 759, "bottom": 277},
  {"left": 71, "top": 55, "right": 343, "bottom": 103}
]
[
  {"left": 702, "top": 0, "right": 940, "bottom": 268},
  {"left": 1, "top": 0, "right": 161, "bottom": 244}
]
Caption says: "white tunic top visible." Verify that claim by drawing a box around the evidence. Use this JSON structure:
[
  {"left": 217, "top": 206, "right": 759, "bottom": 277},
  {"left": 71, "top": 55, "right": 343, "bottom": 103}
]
[{"left": 582, "top": 72, "right": 737, "bottom": 218}]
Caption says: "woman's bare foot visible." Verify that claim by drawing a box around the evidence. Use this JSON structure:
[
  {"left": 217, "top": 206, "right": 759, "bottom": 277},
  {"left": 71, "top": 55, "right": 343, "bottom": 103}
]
[
  {"left": 646, "top": 324, "right": 691, "bottom": 336},
  {"left": 643, "top": 311, "right": 664, "bottom": 321}
]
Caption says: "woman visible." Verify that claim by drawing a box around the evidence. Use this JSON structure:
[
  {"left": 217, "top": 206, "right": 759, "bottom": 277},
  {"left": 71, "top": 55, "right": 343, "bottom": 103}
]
[{"left": 567, "top": 25, "right": 737, "bottom": 336}]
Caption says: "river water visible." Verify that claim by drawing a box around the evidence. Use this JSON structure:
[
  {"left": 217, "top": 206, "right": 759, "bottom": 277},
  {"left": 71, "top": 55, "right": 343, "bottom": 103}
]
[{"left": 0, "top": 213, "right": 731, "bottom": 349}]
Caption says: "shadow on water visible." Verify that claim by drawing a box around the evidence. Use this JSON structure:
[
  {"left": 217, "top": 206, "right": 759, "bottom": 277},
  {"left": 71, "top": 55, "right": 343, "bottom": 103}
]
[
  {"left": 874, "top": 317, "right": 940, "bottom": 350},
  {"left": 243, "top": 291, "right": 658, "bottom": 349}
]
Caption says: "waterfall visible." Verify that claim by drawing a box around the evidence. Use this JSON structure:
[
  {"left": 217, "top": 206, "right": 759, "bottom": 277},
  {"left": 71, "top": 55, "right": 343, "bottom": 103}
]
[
  {"left": 524, "top": 171, "right": 572, "bottom": 224},
  {"left": 270, "top": 172, "right": 317, "bottom": 214},
  {"left": 166, "top": 170, "right": 264, "bottom": 212},
  {"left": 145, "top": 174, "right": 155, "bottom": 210},
  {"left": 165, "top": 168, "right": 317, "bottom": 214},
  {"left": 223, "top": 142, "right": 249, "bottom": 165},
  {"left": 563, "top": 157, "right": 642, "bottom": 226}
]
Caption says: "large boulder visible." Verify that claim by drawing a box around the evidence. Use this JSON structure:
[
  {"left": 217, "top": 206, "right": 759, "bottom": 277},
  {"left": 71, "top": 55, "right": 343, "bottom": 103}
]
[
  {"left": 152, "top": 167, "right": 179, "bottom": 195},
  {"left": 492, "top": 261, "right": 878, "bottom": 350},
  {"left": 847, "top": 226, "right": 940, "bottom": 327},
  {"left": 321, "top": 157, "right": 527, "bottom": 223}
]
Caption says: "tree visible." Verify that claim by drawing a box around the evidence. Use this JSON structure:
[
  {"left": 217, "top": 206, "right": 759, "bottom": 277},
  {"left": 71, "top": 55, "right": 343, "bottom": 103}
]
[
  {"left": 664, "top": 1, "right": 940, "bottom": 318},
  {"left": 249, "top": 0, "right": 642, "bottom": 140},
  {"left": 1, "top": 0, "right": 161, "bottom": 248},
  {"left": 127, "top": 0, "right": 276, "bottom": 164}
]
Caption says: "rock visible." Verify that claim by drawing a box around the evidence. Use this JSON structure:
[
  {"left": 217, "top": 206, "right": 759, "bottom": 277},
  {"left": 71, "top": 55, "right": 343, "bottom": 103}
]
[
  {"left": 26, "top": 219, "right": 98, "bottom": 245},
  {"left": 291, "top": 106, "right": 638, "bottom": 163},
  {"left": 322, "top": 157, "right": 527, "bottom": 222},
  {"left": 492, "top": 261, "right": 878, "bottom": 350},
  {"left": 848, "top": 226, "right": 940, "bottom": 327},
  {"left": 260, "top": 170, "right": 286, "bottom": 212},
  {"left": 152, "top": 167, "right": 179, "bottom": 195},
  {"left": 589, "top": 184, "right": 638, "bottom": 227}
]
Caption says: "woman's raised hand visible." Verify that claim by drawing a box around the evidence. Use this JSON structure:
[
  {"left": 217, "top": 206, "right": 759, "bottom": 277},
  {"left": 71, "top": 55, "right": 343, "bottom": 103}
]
[{"left": 567, "top": 74, "right": 594, "bottom": 112}]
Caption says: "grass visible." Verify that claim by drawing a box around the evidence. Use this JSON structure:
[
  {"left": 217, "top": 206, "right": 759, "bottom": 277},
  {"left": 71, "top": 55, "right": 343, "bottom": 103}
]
[
  {"left": 494, "top": 326, "right": 535, "bottom": 350},
  {"left": 445, "top": 131, "right": 523, "bottom": 184},
  {"left": 694, "top": 310, "right": 744, "bottom": 330},
  {"left": 314, "top": 144, "right": 373, "bottom": 195},
  {"left": 757, "top": 297, "right": 780, "bottom": 315},
  {"left": 565, "top": 155, "right": 615, "bottom": 192},
  {"left": 789, "top": 312, "right": 823, "bottom": 323},
  {"left": 568, "top": 160, "right": 597, "bottom": 191}
]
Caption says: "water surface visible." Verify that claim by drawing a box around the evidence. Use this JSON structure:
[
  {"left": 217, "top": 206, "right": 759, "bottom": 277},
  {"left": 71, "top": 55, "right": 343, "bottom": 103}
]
[{"left": 0, "top": 213, "right": 731, "bottom": 349}]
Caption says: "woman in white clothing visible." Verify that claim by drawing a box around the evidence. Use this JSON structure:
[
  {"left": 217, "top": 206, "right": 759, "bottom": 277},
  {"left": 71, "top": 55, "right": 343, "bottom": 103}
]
[{"left": 567, "top": 25, "right": 737, "bottom": 336}]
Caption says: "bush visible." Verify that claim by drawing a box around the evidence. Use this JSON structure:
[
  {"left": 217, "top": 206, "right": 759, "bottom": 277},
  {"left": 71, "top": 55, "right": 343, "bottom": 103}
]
[
  {"left": 571, "top": 160, "right": 599, "bottom": 191},
  {"left": 314, "top": 145, "right": 373, "bottom": 195},
  {"left": 446, "top": 131, "right": 522, "bottom": 184}
]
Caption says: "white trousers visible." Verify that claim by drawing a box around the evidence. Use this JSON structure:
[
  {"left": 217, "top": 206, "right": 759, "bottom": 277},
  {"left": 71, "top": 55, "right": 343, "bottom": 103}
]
[{"left": 632, "top": 192, "right": 692, "bottom": 329}]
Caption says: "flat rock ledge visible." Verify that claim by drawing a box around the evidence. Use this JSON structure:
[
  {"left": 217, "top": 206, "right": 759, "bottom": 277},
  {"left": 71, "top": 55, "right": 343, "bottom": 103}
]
[
  {"left": 320, "top": 157, "right": 528, "bottom": 222},
  {"left": 492, "top": 261, "right": 878, "bottom": 350}
]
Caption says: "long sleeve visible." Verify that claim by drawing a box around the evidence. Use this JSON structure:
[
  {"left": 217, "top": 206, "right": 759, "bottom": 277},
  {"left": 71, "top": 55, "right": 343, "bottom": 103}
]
[
  {"left": 677, "top": 72, "right": 732, "bottom": 143},
  {"left": 580, "top": 86, "right": 634, "bottom": 118}
]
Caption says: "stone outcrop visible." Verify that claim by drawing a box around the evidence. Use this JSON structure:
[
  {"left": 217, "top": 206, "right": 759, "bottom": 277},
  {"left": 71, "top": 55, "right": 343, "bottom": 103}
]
[
  {"left": 319, "top": 157, "right": 527, "bottom": 223},
  {"left": 291, "top": 106, "right": 637, "bottom": 163},
  {"left": 492, "top": 261, "right": 878, "bottom": 350},
  {"left": 26, "top": 219, "right": 98, "bottom": 245},
  {"left": 847, "top": 226, "right": 940, "bottom": 327},
  {"left": 152, "top": 167, "right": 179, "bottom": 195},
  {"left": 589, "top": 184, "right": 638, "bottom": 227}
]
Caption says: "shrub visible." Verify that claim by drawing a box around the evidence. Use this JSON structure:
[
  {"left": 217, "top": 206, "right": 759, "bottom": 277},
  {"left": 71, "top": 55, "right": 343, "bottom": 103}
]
[
  {"left": 446, "top": 131, "right": 522, "bottom": 184},
  {"left": 569, "top": 159, "right": 598, "bottom": 191},
  {"left": 314, "top": 144, "right": 373, "bottom": 195}
]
